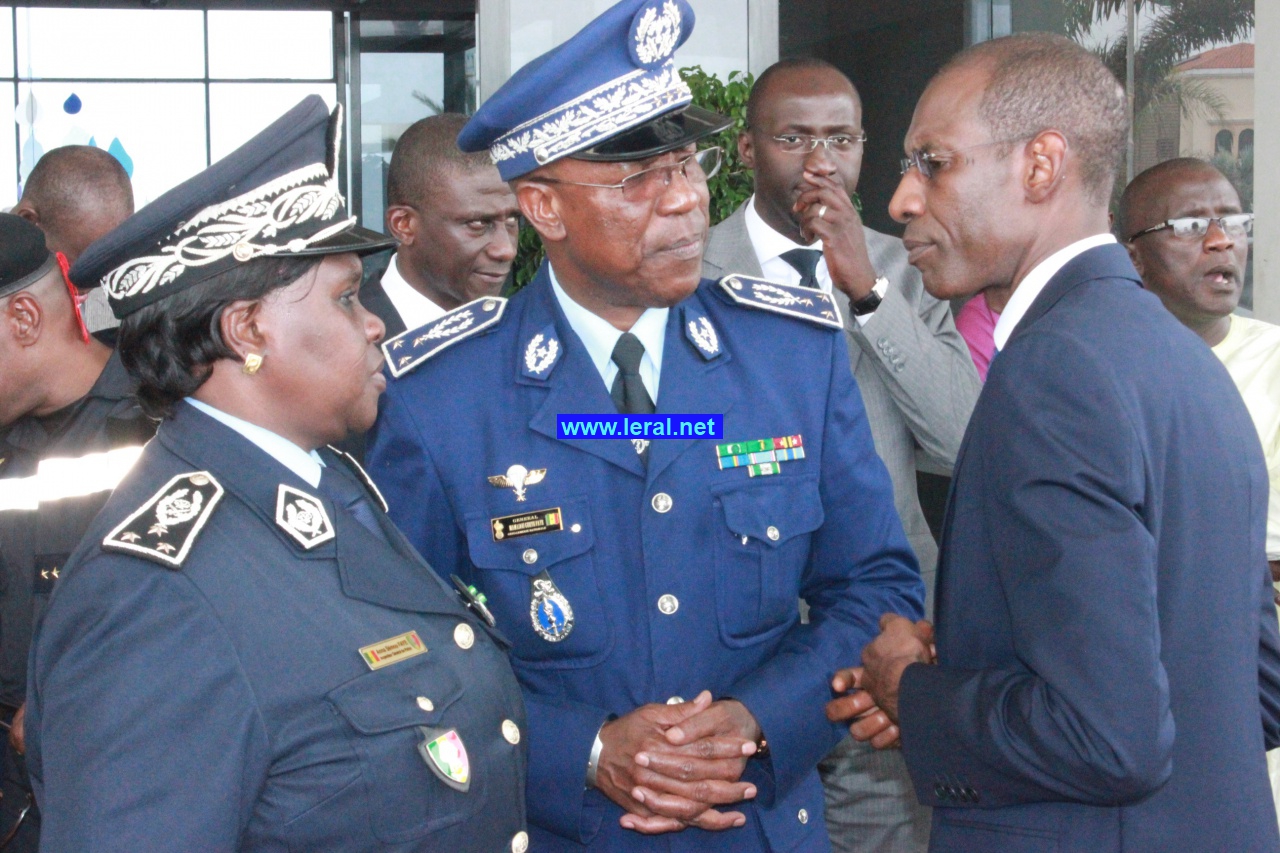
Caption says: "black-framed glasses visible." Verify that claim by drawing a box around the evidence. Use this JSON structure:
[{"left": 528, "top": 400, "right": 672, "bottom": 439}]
[
  {"left": 537, "top": 146, "right": 723, "bottom": 203},
  {"left": 899, "top": 137, "right": 1030, "bottom": 179},
  {"left": 1127, "top": 213, "right": 1253, "bottom": 242},
  {"left": 770, "top": 133, "right": 866, "bottom": 155}
]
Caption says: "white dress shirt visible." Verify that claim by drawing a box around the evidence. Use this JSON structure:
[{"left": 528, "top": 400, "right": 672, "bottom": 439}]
[
  {"left": 549, "top": 265, "right": 667, "bottom": 404},
  {"left": 186, "top": 397, "right": 324, "bottom": 487},
  {"left": 744, "top": 195, "right": 874, "bottom": 326},
  {"left": 992, "top": 233, "right": 1117, "bottom": 352},
  {"left": 380, "top": 252, "right": 447, "bottom": 330}
]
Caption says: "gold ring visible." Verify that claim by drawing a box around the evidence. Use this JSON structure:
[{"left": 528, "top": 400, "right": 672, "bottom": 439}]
[{"left": 818, "top": 205, "right": 828, "bottom": 220}]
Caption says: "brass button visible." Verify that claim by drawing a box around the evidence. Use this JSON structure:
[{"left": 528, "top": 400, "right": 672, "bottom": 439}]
[
  {"left": 416, "top": 696, "right": 434, "bottom": 712},
  {"left": 766, "top": 525, "right": 780, "bottom": 541},
  {"left": 512, "top": 831, "right": 529, "bottom": 853},
  {"left": 651, "top": 492, "right": 673, "bottom": 513},
  {"left": 454, "top": 623, "right": 475, "bottom": 649},
  {"left": 502, "top": 719, "right": 521, "bottom": 744},
  {"left": 522, "top": 548, "right": 538, "bottom": 565},
  {"left": 666, "top": 696, "right": 684, "bottom": 705},
  {"left": 657, "top": 594, "right": 679, "bottom": 615},
  {"left": 798, "top": 808, "right": 809, "bottom": 824}
]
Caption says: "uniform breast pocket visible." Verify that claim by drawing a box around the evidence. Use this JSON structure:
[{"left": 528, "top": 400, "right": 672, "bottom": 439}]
[
  {"left": 327, "top": 660, "right": 482, "bottom": 844},
  {"left": 711, "top": 477, "right": 824, "bottom": 647},
  {"left": 464, "top": 496, "right": 612, "bottom": 668}
]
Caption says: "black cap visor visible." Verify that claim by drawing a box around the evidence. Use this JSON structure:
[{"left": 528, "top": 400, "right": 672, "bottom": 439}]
[
  {"left": 573, "top": 105, "right": 732, "bottom": 162},
  {"left": 291, "top": 223, "right": 396, "bottom": 259}
]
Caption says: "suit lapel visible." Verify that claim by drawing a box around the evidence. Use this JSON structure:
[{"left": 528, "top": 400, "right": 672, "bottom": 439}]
[
  {"left": 703, "top": 205, "right": 764, "bottom": 278},
  {"left": 1005, "top": 243, "right": 1140, "bottom": 351}
]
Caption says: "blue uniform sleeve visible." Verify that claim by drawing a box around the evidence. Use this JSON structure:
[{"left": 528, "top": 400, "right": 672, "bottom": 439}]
[
  {"left": 898, "top": 333, "right": 1175, "bottom": 807},
  {"left": 728, "top": 329, "right": 926, "bottom": 803},
  {"left": 28, "top": 556, "right": 269, "bottom": 851}
]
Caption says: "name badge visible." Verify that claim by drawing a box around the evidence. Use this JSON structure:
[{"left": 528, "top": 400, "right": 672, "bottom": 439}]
[
  {"left": 359, "top": 630, "right": 427, "bottom": 670},
  {"left": 492, "top": 507, "right": 563, "bottom": 541}
]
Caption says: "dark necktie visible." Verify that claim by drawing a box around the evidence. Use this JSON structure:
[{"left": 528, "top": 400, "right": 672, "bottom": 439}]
[
  {"left": 779, "top": 248, "right": 823, "bottom": 290},
  {"left": 319, "top": 465, "right": 387, "bottom": 543},
  {"left": 610, "top": 333, "right": 655, "bottom": 415}
]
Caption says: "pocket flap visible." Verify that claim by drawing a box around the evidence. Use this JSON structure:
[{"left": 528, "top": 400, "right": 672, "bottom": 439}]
[
  {"left": 714, "top": 476, "right": 824, "bottom": 547},
  {"left": 328, "top": 661, "right": 462, "bottom": 735},
  {"left": 465, "top": 496, "right": 594, "bottom": 575}
]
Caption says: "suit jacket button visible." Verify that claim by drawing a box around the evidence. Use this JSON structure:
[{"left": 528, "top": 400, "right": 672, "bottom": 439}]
[
  {"left": 934, "top": 782, "right": 947, "bottom": 799},
  {"left": 797, "top": 808, "right": 809, "bottom": 824},
  {"left": 966, "top": 786, "right": 980, "bottom": 803}
]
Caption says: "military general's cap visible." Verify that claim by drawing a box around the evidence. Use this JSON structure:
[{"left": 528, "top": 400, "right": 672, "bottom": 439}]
[
  {"left": 458, "top": 0, "right": 731, "bottom": 180},
  {"left": 0, "top": 213, "right": 56, "bottom": 298},
  {"left": 72, "top": 96, "right": 395, "bottom": 319}
]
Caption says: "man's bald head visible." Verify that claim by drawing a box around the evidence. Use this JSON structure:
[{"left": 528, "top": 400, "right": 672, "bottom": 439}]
[
  {"left": 746, "top": 58, "right": 860, "bottom": 130},
  {"left": 15, "top": 146, "right": 134, "bottom": 264},
  {"left": 940, "top": 32, "right": 1127, "bottom": 206},
  {"left": 1115, "top": 157, "right": 1225, "bottom": 241},
  {"left": 386, "top": 113, "right": 496, "bottom": 208}
]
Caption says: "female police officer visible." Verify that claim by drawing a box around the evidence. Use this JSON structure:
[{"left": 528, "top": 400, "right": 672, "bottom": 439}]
[{"left": 24, "top": 97, "right": 529, "bottom": 853}]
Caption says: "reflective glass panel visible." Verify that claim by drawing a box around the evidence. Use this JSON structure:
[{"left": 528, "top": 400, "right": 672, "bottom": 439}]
[
  {"left": 209, "top": 83, "right": 337, "bottom": 162},
  {"left": 207, "top": 11, "right": 334, "bottom": 80},
  {"left": 0, "top": 85, "right": 16, "bottom": 209},
  {"left": 15, "top": 9, "right": 204, "bottom": 79},
  {"left": 18, "top": 82, "right": 207, "bottom": 207},
  {"left": 0, "top": 10, "right": 14, "bottom": 79}
]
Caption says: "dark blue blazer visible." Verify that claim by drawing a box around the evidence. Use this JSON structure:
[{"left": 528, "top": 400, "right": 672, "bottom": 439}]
[
  {"left": 368, "top": 267, "right": 925, "bottom": 851},
  {"left": 898, "top": 244, "right": 1280, "bottom": 852}
]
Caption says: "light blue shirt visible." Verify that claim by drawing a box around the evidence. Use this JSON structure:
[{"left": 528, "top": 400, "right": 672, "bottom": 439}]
[
  {"left": 548, "top": 265, "right": 667, "bottom": 404},
  {"left": 185, "top": 397, "right": 325, "bottom": 487}
]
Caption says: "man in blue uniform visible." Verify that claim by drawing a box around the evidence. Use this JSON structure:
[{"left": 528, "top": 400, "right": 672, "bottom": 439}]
[{"left": 367, "top": 1, "right": 924, "bottom": 850}]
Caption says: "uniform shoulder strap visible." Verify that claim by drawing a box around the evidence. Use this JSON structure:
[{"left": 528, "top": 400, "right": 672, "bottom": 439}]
[
  {"left": 716, "top": 273, "right": 843, "bottom": 330},
  {"left": 381, "top": 296, "right": 508, "bottom": 378},
  {"left": 102, "top": 471, "right": 223, "bottom": 569}
]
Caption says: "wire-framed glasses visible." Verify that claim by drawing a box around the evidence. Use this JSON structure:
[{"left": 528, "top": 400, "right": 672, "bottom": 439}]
[
  {"left": 899, "top": 137, "right": 1031, "bottom": 179},
  {"left": 1127, "top": 213, "right": 1253, "bottom": 242},
  {"left": 770, "top": 133, "right": 867, "bottom": 154},
  {"left": 537, "top": 146, "right": 723, "bottom": 203}
]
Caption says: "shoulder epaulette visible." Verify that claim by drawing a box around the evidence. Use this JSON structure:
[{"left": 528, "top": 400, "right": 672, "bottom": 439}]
[
  {"left": 717, "top": 274, "right": 843, "bottom": 330},
  {"left": 382, "top": 296, "right": 508, "bottom": 378},
  {"left": 103, "top": 471, "right": 223, "bottom": 569}
]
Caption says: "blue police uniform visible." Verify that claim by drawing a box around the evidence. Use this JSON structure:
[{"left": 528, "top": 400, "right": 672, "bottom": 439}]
[
  {"left": 367, "top": 267, "right": 925, "bottom": 851},
  {"left": 28, "top": 402, "right": 529, "bottom": 852}
]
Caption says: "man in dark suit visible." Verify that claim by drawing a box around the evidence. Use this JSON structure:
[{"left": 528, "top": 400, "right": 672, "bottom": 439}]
[
  {"left": 828, "top": 33, "right": 1280, "bottom": 853},
  {"left": 360, "top": 113, "right": 519, "bottom": 337},
  {"left": 702, "top": 58, "right": 979, "bottom": 853}
]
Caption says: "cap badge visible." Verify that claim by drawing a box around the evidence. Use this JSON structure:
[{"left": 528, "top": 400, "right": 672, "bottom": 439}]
[
  {"left": 530, "top": 571, "right": 574, "bottom": 642},
  {"left": 631, "top": 0, "right": 683, "bottom": 66},
  {"left": 488, "top": 464, "right": 546, "bottom": 502}
]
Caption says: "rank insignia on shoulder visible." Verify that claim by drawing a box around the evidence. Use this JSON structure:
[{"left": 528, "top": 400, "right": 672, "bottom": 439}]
[
  {"left": 717, "top": 274, "right": 843, "bottom": 330},
  {"left": 417, "top": 727, "right": 471, "bottom": 792},
  {"left": 275, "top": 485, "right": 335, "bottom": 550},
  {"left": 682, "top": 308, "right": 721, "bottom": 360},
  {"left": 522, "top": 324, "right": 562, "bottom": 379},
  {"left": 103, "top": 471, "right": 224, "bottom": 569},
  {"left": 530, "top": 570, "right": 574, "bottom": 642},
  {"left": 382, "top": 296, "right": 507, "bottom": 379}
]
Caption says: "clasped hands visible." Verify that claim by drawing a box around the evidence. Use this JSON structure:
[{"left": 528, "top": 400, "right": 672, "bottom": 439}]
[
  {"left": 596, "top": 691, "right": 762, "bottom": 834},
  {"left": 824, "top": 614, "right": 936, "bottom": 749}
]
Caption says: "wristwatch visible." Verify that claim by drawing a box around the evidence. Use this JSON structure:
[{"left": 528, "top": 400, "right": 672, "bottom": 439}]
[{"left": 851, "top": 276, "right": 889, "bottom": 316}]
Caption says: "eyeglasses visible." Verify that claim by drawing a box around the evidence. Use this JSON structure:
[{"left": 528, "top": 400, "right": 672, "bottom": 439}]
[
  {"left": 537, "top": 146, "right": 723, "bottom": 203},
  {"left": 899, "top": 137, "right": 1030, "bottom": 180},
  {"left": 769, "top": 133, "right": 866, "bottom": 155},
  {"left": 1127, "top": 213, "right": 1253, "bottom": 242}
]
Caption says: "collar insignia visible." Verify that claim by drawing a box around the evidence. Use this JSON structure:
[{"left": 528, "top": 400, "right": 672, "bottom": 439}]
[
  {"left": 103, "top": 472, "right": 223, "bottom": 569},
  {"left": 382, "top": 296, "right": 507, "bottom": 378},
  {"left": 488, "top": 464, "right": 546, "bottom": 502},
  {"left": 684, "top": 313, "right": 720, "bottom": 359},
  {"left": 275, "top": 485, "right": 335, "bottom": 550},
  {"left": 522, "top": 326, "right": 562, "bottom": 379},
  {"left": 717, "top": 274, "right": 843, "bottom": 330}
]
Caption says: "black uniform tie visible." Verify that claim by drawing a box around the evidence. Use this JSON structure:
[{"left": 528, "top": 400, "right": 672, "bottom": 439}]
[
  {"left": 319, "top": 466, "right": 386, "bottom": 543},
  {"left": 609, "top": 333, "right": 655, "bottom": 415},
  {"left": 779, "top": 248, "right": 823, "bottom": 290}
]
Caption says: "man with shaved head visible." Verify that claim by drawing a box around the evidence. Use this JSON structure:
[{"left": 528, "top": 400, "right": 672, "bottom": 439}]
[
  {"left": 827, "top": 33, "right": 1280, "bottom": 852},
  {"left": 704, "top": 57, "right": 979, "bottom": 853},
  {"left": 359, "top": 112, "right": 520, "bottom": 336},
  {"left": 1119, "top": 158, "right": 1277, "bottom": 588}
]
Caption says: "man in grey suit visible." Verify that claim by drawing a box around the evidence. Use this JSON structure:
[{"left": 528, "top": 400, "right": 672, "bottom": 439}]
[{"left": 701, "top": 57, "right": 980, "bottom": 853}]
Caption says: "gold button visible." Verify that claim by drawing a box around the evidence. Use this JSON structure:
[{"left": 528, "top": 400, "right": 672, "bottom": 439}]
[
  {"left": 502, "top": 719, "right": 521, "bottom": 744},
  {"left": 651, "top": 492, "right": 673, "bottom": 513},
  {"left": 798, "top": 808, "right": 809, "bottom": 824},
  {"left": 570, "top": 523, "right": 582, "bottom": 533},
  {"left": 767, "top": 525, "right": 780, "bottom": 541},
  {"left": 416, "top": 696, "right": 434, "bottom": 712},
  {"left": 454, "top": 623, "right": 475, "bottom": 649},
  {"left": 512, "top": 831, "right": 529, "bottom": 853},
  {"left": 522, "top": 548, "right": 538, "bottom": 564},
  {"left": 666, "top": 696, "right": 684, "bottom": 705},
  {"left": 657, "top": 594, "right": 679, "bottom": 615}
]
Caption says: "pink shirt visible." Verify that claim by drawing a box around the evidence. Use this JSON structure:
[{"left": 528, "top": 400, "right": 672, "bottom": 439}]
[{"left": 956, "top": 295, "right": 1001, "bottom": 381}]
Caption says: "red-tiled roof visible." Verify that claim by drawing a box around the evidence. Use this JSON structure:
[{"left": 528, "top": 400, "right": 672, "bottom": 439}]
[{"left": 1177, "top": 43, "right": 1253, "bottom": 71}]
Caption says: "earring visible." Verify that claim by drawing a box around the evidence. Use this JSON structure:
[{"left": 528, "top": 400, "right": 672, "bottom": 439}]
[{"left": 242, "top": 353, "right": 264, "bottom": 375}]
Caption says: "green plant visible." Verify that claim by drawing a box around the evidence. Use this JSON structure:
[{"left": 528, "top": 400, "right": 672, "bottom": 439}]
[
  {"left": 510, "top": 65, "right": 756, "bottom": 289},
  {"left": 1211, "top": 147, "right": 1252, "bottom": 212}
]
